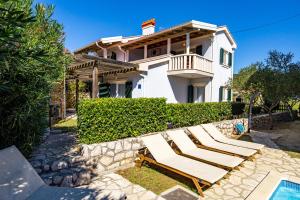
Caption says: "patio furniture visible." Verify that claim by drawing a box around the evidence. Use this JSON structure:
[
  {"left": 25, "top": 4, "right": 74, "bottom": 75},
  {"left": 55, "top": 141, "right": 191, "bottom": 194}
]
[
  {"left": 187, "top": 126, "right": 257, "bottom": 158},
  {"left": 0, "top": 146, "right": 100, "bottom": 200},
  {"left": 166, "top": 130, "right": 244, "bottom": 170},
  {"left": 139, "top": 134, "right": 228, "bottom": 196},
  {"left": 202, "top": 123, "right": 264, "bottom": 151}
]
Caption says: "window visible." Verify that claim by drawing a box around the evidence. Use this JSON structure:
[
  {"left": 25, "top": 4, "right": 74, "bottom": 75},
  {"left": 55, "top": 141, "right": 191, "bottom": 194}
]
[
  {"left": 219, "top": 86, "right": 232, "bottom": 102},
  {"left": 110, "top": 84, "right": 117, "bottom": 97},
  {"left": 110, "top": 51, "right": 117, "bottom": 60},
  {"left": 196, "top": 45, "right": 203, "bottom": 56},
  {"left": 194, "top": 86, "right": 205, "bottom": 102},
  {"left": 220, "top": 48, "right": 232, "bottom": 67}
]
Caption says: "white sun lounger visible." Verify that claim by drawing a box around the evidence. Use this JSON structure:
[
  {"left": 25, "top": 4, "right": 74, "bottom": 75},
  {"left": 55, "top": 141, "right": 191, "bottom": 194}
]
[
  {"left": 202, "top": 123, "right": 264, "bottom": 150},
  {"left": 187, "top": 126, "right": 257, "bottom": 157},
  {"left": 166, "top": 130, "right": 244, "bottom": 169},
  {"left": 140, "top": 134, "right": 228, "bottom": 196},
  {"left": 0, "top": 146, "right": 126, "bottom": 200}
]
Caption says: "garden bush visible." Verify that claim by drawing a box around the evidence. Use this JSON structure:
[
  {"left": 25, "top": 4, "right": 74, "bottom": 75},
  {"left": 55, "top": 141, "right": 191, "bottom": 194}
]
[
  {"left": 166, "top": 102, "right": 232, "bottom": 128},
  {"left": 252, "top": 106, "right": 262, "bottom": 115},
  {"left": 78, "top": 98, "right": 167, "bottom": 144},
  {"left": 231, "top": 102, "right": 246, "bottom": 115},
  {"left": 0, "top": 1, "right": 68, "bottom": 156}
]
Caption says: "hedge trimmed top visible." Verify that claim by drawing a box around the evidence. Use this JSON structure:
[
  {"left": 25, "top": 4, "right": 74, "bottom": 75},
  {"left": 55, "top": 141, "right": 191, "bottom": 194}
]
[{"left": 78, "top": 98, "right": 232, "bottom": 144}]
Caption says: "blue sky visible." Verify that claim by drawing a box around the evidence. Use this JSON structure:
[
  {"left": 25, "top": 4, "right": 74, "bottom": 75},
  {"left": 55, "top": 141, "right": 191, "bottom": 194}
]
[{"left": 34, "top": 0, "right": 300, "bottom": 73}]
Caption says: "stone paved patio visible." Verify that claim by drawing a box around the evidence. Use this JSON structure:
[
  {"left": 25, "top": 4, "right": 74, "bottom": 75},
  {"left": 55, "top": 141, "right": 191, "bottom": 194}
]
[
  {"left": 202, "top": 133, "right": 300, "bottom": 200},
  {"left": 78, "top": 173, "right": 165, "bottom": 200},
  {"left": 30, "top": 126, "right": 300, "bottom": 199}
]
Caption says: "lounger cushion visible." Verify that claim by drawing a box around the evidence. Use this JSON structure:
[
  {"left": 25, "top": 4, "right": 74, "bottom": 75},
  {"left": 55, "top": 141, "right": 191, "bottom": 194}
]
[
  {"left": 0, "top": 146, "right": 97, "bottom": 200},
  {"left": 0, "top": 146, "right": 45, "bottom": 200},
  {"left": 167, "top": 130, "right": 244, "bottom": 168},
  {"left": 141, "top": 134, "right": 228, "bottom": 184},
  {"left": 188, "top": 126, "right": 256, "bottom": 157},
  {"left": 202, "top": 124, "right": 264, "bottom": 150}
]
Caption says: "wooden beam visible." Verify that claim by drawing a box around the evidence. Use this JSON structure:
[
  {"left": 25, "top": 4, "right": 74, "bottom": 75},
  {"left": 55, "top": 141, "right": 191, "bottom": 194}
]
[{"left": 92, "top": 66, "right": 99, "bottom": 98}]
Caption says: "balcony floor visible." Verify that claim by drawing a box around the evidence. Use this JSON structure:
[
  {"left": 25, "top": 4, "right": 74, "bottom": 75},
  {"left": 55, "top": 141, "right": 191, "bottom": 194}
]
[{"left": 167, "top": 69, "right": 213, "bottom": 78}]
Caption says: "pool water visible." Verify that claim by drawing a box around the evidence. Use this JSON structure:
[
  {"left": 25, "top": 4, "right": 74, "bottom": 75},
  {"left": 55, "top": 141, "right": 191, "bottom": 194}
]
[{"left": 270, "top": 180, "right": 300, "bottom": 200}]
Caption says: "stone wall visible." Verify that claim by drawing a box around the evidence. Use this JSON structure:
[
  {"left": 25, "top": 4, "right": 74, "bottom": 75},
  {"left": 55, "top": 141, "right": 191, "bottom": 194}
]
[
  {"left": 251, "top": 111, "right": 292, "bottom": 129},
  {"left": 214, "top": 118, "right": 248, "bottom": 137},
  {"left": 80, "top": 138, "right": 144, "bottom": 174}
]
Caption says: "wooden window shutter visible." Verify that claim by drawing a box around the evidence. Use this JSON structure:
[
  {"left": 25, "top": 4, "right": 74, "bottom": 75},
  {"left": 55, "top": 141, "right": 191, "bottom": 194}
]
[
  {"left": 125, "top": 81, "right": 133, "bottom": 98},
  {"left": 187, "top": 85, "right": 194, "bottom": 103},
  {"left": 219, "top": 86, "right": 224, "bottom": 102},
  {"left": 99, "top": 83, "right": 110, "bottom": 97},
  {"left": 227, "top": 88, "right": 232, "bottom": 101},
  {"left": 220, "top": 48, "right": 224, "bottom": 64},
  {"left": 228, "top": 52, "right": 232, "bottom": 66}
]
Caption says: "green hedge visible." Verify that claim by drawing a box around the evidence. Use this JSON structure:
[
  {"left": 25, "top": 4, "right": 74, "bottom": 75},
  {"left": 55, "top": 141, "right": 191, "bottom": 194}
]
[
  {"left": 166, "top": 102, "right": 232, "bottom": 128},
  {"left": 78, "top": 98, "right": 167, "bottom": 144}
]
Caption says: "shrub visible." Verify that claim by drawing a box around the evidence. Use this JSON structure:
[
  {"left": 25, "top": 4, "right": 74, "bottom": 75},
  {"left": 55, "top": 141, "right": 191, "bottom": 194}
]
[
  {"left": 252, "top": 106, "right": 262, "bottom": 115},
  {"left": 166, "top": 102, "right": 232, "bottom": 128},
  {"left": 0, "top": 1, "right": 68, "bottom": 156},
  {"left": 78, "top": 98, "right": 167, "bottom": 144},
  {"left": 231, "top": 102, "right": 246, "bottom": 115}
]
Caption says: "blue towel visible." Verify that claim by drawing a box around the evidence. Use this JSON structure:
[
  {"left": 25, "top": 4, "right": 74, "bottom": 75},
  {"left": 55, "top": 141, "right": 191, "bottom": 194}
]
[{"left": 235, "top": 123, "right": 245, "bottom": 135}]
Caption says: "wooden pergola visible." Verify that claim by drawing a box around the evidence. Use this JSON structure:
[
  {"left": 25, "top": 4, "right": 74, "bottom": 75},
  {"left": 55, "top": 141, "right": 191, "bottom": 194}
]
[{"left": 65, "top": 54, "right": 138, "bottom": 110}]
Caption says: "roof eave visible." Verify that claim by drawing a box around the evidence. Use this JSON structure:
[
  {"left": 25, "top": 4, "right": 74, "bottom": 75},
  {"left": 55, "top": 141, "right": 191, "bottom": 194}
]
[{"left": 217, "top": 26, "right": 237, "bottom": 49}]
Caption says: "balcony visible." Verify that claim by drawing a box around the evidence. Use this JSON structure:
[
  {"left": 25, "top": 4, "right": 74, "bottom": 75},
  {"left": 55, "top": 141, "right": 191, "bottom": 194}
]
[{"left": 168, "top": 54, "right": 213, "bottom": 78}]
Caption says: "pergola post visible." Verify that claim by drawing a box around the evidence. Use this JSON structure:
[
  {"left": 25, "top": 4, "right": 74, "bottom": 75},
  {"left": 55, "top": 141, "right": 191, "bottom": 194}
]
[
  {"left": 125, "top": 50, "right": 129, "bottom": 62},
  {"left": 103, "top": 48, "right": 108, "bottom": 58},
  {"left": 186, "top": 33, "right": 190, "bottom": 54},
  {"left": 144, "top": 45, "right": 147, "bottom": 59},
  {"left": 167, "top": 38, "right": 171, "bottom": 54},
  {"left": 92, "top": 66, "right": 99, "bottom": 98},
  {"left": 75, "top": 78, "right": 79, "bottom": 110}
]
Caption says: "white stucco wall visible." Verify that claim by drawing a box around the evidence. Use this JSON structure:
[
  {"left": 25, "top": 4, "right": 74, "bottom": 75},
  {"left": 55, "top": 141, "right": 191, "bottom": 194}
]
[
  {"left": 141, "top": 61, "right": 190, "bottom": 103},
  {"left": 102, "top": 31, "right": 234, "bottom": 103},
  {"left": 211, "top": 31, "right": 234, "bottom": 102}
]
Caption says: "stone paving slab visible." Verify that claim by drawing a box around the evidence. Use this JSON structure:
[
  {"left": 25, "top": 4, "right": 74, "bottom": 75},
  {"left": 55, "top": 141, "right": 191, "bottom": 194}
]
[
  {"left": 201, "top": 133, "right": 300, "bottom": 200},
  {"left": 78, "top": 173, "right": 165, "bottom": 200}
]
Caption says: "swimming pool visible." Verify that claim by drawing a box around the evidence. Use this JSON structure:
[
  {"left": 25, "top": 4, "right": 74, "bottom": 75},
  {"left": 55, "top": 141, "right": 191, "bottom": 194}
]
[{"left": 269, "top": 180, "right": 300, "bottom": 200}]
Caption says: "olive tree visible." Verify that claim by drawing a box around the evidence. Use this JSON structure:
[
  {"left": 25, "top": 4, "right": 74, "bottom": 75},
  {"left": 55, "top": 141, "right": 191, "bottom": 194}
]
[{"left": 246, "top": 51, "right": 299, "bottom": 129}]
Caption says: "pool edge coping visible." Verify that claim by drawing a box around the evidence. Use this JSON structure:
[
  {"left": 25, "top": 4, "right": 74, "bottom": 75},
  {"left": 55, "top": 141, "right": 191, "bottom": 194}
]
[{"left": 245, "top": 170, "right": 300, "bottom": 200}]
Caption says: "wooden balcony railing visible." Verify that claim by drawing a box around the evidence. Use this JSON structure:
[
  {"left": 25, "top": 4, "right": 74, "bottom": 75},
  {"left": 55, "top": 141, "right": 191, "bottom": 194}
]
[{"left": 169, "top": 54, "right": 213, "bottom": 74}]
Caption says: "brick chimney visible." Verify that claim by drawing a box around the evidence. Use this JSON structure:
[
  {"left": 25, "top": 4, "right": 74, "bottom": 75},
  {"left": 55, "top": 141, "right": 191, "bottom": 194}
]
[{"left": 142, "top": 18, "right": 156, "bottom": 35}]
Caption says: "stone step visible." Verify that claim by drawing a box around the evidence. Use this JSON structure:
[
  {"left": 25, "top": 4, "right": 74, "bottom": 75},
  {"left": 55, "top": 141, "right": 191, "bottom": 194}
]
[{"left": 40, "top": 167, "right": 93, "bottom": 187}]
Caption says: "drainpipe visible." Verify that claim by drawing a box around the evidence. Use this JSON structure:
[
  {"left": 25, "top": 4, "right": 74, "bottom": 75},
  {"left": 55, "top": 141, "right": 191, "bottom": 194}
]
[
  {"left": 118, "top": 45, "right": 127, "bottom": 62},
  {"left": 95, "top": 41, "right": 107, "bottom": 58}
]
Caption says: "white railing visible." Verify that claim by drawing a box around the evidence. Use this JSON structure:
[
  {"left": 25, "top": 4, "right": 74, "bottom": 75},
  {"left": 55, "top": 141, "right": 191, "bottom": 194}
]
[{"left": 169, "top": 54, "right": 213, "bottom": 74}]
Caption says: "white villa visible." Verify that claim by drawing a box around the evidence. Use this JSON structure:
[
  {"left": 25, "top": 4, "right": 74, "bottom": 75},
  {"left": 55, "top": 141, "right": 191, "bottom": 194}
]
[{"left": 69, "top": 19, "right": 237, "bottom": 103}]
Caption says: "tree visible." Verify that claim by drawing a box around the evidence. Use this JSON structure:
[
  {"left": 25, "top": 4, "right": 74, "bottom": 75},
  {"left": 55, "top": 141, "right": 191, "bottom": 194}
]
[
  {"left": 246, "top": 50, "right": 299, "bottom": 129},
  {"left": 282, "top": 62, "right": 300, "bottom": 118},
  {"left": 232, "top": 64, "right": 257, "bottom": 102},
  {"left": 0, "top": 0, "right": 70, "bottom": 155}
]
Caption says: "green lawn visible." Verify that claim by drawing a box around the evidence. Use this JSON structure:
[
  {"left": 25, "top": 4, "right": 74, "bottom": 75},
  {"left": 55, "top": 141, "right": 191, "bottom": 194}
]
[
  {"left": 117, "top": 165, "right": 196, "bottom": 194},
  {"left": 53, "top": 118, "right": 77, "bottom": 132}
]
